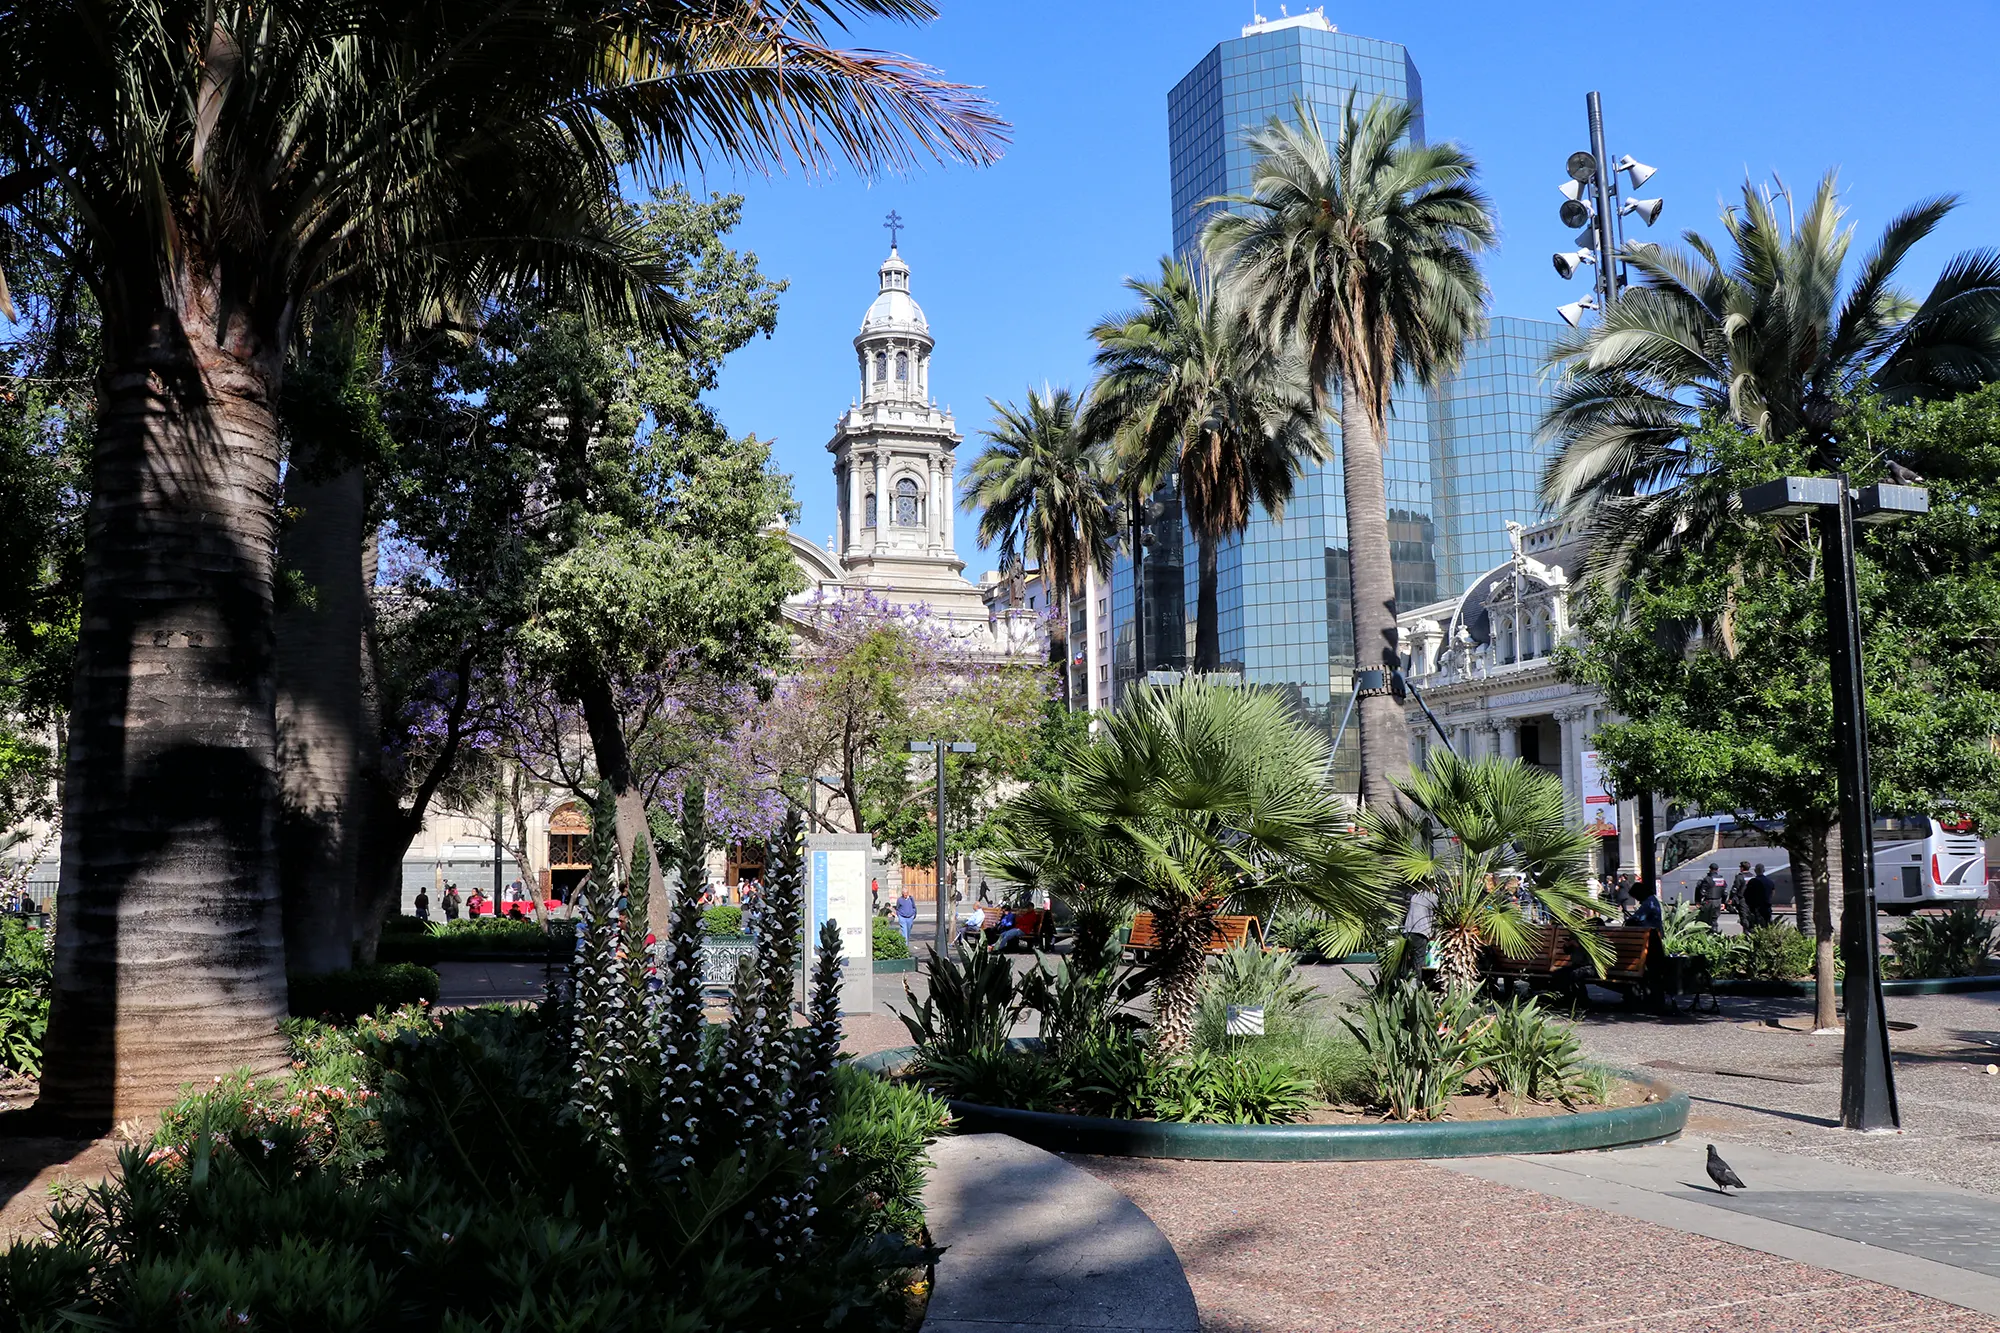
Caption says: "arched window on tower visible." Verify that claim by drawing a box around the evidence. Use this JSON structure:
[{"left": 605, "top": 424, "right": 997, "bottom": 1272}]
[
  {"left": 874, "top": 351, "right": 887, "bottom": 382},
  {"left": 894, "top": 476, "right": 920, "bottom": 527},
  {"left": 895, "top": 351, "right": 909, "bottom": 382},
  {"left": 865, "top": 492, "right": 877, "bottom": 527}
]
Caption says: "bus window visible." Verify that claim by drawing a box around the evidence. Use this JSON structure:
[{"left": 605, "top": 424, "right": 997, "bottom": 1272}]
[
  {"left": 1660, "top": 828, "right": 1715, "bottom": 874},
  {"left": 1718, "top": 825, "right": 1778, "bottom": 851}
]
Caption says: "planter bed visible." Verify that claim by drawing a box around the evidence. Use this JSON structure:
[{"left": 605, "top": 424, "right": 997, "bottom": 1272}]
[
  {"left": 1711, "top": 972, "right": 2000, "bottom": 998},
  {"left": 853, "top": 1046, "right": 1687, "bottom": 1162}
]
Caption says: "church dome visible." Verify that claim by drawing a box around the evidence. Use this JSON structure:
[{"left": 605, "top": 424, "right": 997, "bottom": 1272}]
[{"left": 859, "top": 249, "right": 929, "bottom": 336}]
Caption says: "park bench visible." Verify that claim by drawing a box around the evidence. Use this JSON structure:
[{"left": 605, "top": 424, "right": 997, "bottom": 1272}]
[
  {"left": 1123, "top": 911, "right": 1266, "bottom": 962},
  {"left": 978, "top": 906, "right": 1054, "bottom": 952},
  {"left": 1481, "top": 926, "right": 1578, "bottom": 995}
]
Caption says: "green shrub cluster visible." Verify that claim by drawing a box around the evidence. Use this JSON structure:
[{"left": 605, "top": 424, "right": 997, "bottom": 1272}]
[
  {"left": 376, "top": 914, "right": 560, "bottom": 962},
  {"left": 1341, "top": 981, "right": 1599, "bottom": 1120},
  {"left": 702, "top": 903, "right": 746, "bottom": 937},
  {"left": 901, "top": 943, "right": 1367, "bottom": 1124},
  {"left": 1888, "top": 904, "right": 1998, "bottom": 979},
  {"left": 872, "top": 919, "right": 912, "bottom": 960},
  {"left": 0, "top": 914, "right": 51, "bottom": 1076},
  {"left": 2, "top": 816, "right": 948, "bottom": 1332},
  {"left": 287, "top": 963, "right": 440, "bottom": 1023},
  {"left": 1732, "top": 922, "right": 1816, "bottom": 980}
]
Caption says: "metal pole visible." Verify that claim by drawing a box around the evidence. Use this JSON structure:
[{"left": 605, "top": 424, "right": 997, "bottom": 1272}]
[
  {"left": 934, "top": 740, "right": 948, "bottom": 951},
  {"left": 1586, "top": 92, "right": 1620, "bottom": 309},
  {"left": 1638, "top": 793, "right": 1658, "bottom": 894},
  {"left": 1827, "top": 476, "right": 1899, "bottom": 1130},
  {"left": 493, "top": 787, "right": 504, "bottom": 904},
  {"left": 1131, "top": 487, "right": 1147, "bottom": 684}
]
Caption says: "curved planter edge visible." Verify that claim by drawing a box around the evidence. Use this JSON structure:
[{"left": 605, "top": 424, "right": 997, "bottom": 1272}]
[
  {"left": 1712, "top": 973, "right": 2000, "bottom": 998},
  {"left": 852, "top": 1046, "right": 1688, "bottom": 1162}
]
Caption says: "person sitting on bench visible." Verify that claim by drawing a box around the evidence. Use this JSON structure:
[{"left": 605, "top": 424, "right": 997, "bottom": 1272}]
[
  {"left": 1625, "top": 880, "right": 1663, "bottom": 930},
  {"left": 991, "top": 908, "right": 1027, "bottom": 952}
]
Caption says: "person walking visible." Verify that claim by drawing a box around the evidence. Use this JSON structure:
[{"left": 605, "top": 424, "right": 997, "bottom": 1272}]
[
  {"left": 1729, "top": 861, "right": 1754, "bottom": 918},
  {"left": 442, "top": 883, "right": 461, "bottom": 921},
  {"left": 894, "top": 888, "right": 918, "bottom": 944},
  {"left": 1745, "top": 863, "right": 1776, "bottom": 929},
  {"left": 1399, "top": 886, "right": 1436, "bottom": 981},
  {"left": 1693, "top": 873, "right": 1720, "bottom": 929},
  {"left": 414, "top": 887, "right": 431, "bottom": 922}
]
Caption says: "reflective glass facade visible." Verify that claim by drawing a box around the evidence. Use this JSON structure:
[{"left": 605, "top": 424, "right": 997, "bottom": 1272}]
[
  {"left": 1429, "top": 316, "right": 1567, "bottom": 592},
  {"left": 1102, "top": 18, "right": 1560, "bottom": 751}
]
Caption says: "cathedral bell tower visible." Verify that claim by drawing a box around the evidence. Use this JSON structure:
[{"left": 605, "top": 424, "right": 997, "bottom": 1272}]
[{"left": 827, "top": 230, "right": 972, "bottom": 605}]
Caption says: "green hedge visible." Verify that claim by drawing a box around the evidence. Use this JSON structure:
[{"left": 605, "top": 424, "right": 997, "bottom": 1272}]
[
  {"left": 701, "top": 905, "right": 745, "bottom": 937},
  {"left": 378, "top": 916, "right": 558, "bottom": 962},
  {"left": 288, "top": 964, "right": 440, "bottom": 1023},
  {"left": 873, "top": 919, "right": 911, "bottom": 960}
]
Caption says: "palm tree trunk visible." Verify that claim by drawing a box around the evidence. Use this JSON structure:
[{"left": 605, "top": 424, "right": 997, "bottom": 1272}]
[
  {"left": 1194, "top": 531, "right": 1221, "bottom": 673},
  {"left": 39, "top": 286, "right": 291, "bottom": 1124},
  {"left": 274, "top": 455, "right": 366, "bottom": 976},
  {"left": 1150, "top": 900, "right": 1215, "bottom": 1055},
  {"left": 1336, "top": 394, "right": 1412, "bottom": 809}
]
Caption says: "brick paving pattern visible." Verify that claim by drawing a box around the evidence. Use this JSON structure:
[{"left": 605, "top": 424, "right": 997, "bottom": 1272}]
[{"left": 1073, "top": 1156, "right": 2000, "bottom": 1333}]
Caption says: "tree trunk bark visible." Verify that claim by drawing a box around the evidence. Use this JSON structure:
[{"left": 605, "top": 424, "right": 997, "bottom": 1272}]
[
  {"left": 1194, "top": 530, "right": 1220, "bottom": 674},
  {"left": 1336, "top": 394, "right": 1412, "bottom": 810},
  {"left": 576, "top": 671, "right": 661, "bottom": 926},
  {"left": 273, "top": 454, "right": 366, "bottom": 976},
  {"left": 1816, "top": 823, "right": 1842, "bottom": 1031},
  {"left": 40, "top": 285, "right": 291, "bottom": 1125},
  {"left": 1150, "top": 899, "right": 1216, "bottom": 1055}
]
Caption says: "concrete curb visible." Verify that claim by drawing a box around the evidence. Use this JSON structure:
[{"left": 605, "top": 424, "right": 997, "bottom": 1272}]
[
  {"left": 856, "top": 1047, "right": 1688, "bottom": 1162},
  {"left": 1712, "top": 973, "right": 2000, "bottom": 997},
  {"left": 920, "top": 1133, "right": 1199, "bottom": 1333}
]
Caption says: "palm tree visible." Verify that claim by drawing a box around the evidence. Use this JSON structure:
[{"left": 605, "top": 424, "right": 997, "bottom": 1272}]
[
  {"left": 1540, "top": 172, "right": 2000, "bottom": 585},
  {"left": 1082, "top": 259, "right": 1327, "bottom": 673},
  {"left": 983, "top": 679, "right": 1381, "bottom": 1053},
  {"left": 1204, "top": 95, "right": 1495, "bottom": 809},
  {"left": 1360, "top": 750, "right": 1608, "bottom": 991},
  {"left": 3, "top": 0, "right": 1004, "bottom": 1124},
  {"left": 961, "top": 386, "right": 1118, "bottom": 703}
]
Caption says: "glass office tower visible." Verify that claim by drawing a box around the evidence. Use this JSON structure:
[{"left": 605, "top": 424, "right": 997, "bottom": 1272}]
[{"left": 1101, "top": 12, "right": 1566, "bottom": 786}]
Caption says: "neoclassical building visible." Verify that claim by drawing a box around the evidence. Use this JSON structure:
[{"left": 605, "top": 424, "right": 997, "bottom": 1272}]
[
  {"left": 783, "top": 243, "right": 1041, "bottom": 663},
  {"left": 1399, "top": 518, "right": 1647, "bottom": 871}
]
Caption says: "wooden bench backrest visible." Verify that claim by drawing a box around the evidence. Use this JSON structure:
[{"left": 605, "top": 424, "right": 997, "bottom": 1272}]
[
  {"left": 980, "top": 907, "right": 1044, "bottom": 933},
  {"left": 1127, "top": 911, "right": 1263, "bottom": 954},
  {"left": 1597, "top": 926, "right": 1656, "bottom": 978}
]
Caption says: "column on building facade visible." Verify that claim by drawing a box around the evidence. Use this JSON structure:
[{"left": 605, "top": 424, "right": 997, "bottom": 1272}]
[
  {"left": 942, "top": 454, "right": 956, "bottom": 550},
  {"left": 872, "top": 449, "right": 889, "bottom": 548},
  {"left": 1555, "top": 707, "right": 1584, "bottom": 821},
  {"left": 928, "top": 454, "right": 946, "bottom": 552},
  {"left": 1496, "top": 718, "right": 1519, "bottom": 762},
  {"left": 1475, "top": 721, "right": 1500, "bottom": 760},
  {"left": 846, "top": 451, "right": 864, "bottom": 555}
]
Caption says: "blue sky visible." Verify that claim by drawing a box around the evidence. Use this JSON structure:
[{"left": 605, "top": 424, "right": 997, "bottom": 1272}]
[{"left": 696, "top": 0, "right": 1999, "bottom": 575}]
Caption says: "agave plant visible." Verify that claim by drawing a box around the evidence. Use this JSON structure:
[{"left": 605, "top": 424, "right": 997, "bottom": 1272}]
[{"left": 1360, "top": 751, "right": 1607, "bottom": 990}]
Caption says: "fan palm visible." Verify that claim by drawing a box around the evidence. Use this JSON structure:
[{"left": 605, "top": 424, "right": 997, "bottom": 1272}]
[
  {"left": 1540, "top": 172, "right": 2000, "bottom": 586},
  {"left": 1361, "top": 750, "right": 1607, "bottom": 991},
  {"left": 1082, "top": 258, "right": 1327, "bottom": 673},
  {"left": 961, "top": 386, "right": 1118, "bottom": 702},
  {"left": 1204, "top": 95, "right": 1494, "bottom": 809},
  {"left": 982, "top": 680, "right": 1382, "bottom": 1053},
  {"left": 2, "top": 0, "right": 1004, "bottom": 1124}
]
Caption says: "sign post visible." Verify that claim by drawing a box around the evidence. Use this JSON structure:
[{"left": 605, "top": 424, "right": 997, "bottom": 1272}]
[{"left": 802, "top": 833, "right": 874, "bottom": 1016}]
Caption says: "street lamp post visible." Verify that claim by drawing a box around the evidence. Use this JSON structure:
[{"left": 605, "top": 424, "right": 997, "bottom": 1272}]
[
  {"left": 1739, "top": 473, "right": 1929, "bottom": 1131},
  {"left": 911, "top": 738, "right": 977, "bottom": 949}
]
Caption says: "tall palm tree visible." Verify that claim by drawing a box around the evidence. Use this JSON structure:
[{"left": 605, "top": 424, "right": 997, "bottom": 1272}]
[
  {"left": 961, "top": 386, "right": 1118, "bottom": 702},
  {"left": 1205, "top": 95, "right": 1495, "bottom": 810},
  {"left": 1082, "top": 259, "right": 1327, "bottom": 673},
  {"left": 1360, "top": 750, "right": 1607, "bottom": 991},
  {"left": 1540, "top": 172, "right": 2000, "bottom": 585},
  {"left": 2, "top": 0, "right": 1004, "bottom": 1124},
  {"left": 983, "top": 679, "right": 1381, "bottom": 1053}
]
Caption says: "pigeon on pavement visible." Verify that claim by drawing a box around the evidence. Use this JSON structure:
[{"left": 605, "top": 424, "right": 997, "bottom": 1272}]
[{"left": 1706, "top": 1144, "right": 1747, "bottom": 1191}]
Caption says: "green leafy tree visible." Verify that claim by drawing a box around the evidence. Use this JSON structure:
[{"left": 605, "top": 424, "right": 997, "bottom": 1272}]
[
  {"left": 1540, "top": 172, "right": 2000, "bottom": 585},
  {"left": 1082, "top": 259, "right": 1326, "bottom": 673},
  {"left": 961, "top": 385, "right": 1118, "bottom": 703},
  {"left": 1204, "top": 94, "right": 1495, "bottom": 807},
  {"left": 1565, "top": 403, "right": 2000, "bottom": 1027},
  {"left": 982, "top": 680, "right": 1382, "bottom": 1054},
  {"left": 3, "top": 0, "right": 1004, "bottom": 1121}
]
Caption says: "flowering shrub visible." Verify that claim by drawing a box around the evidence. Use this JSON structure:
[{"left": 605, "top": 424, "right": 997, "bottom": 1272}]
[{"left": 2, "top": 811, "right": 947, "bottom": 1332}]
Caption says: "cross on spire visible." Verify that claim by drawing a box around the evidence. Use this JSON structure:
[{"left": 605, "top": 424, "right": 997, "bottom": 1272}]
[{"left": 883, "top": 209, "right": 904, "bottom": 251}]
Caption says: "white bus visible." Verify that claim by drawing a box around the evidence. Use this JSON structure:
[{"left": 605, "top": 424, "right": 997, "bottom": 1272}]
[{"left": 1654, "top": 812, "right": 1986, "bottom": 914}]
